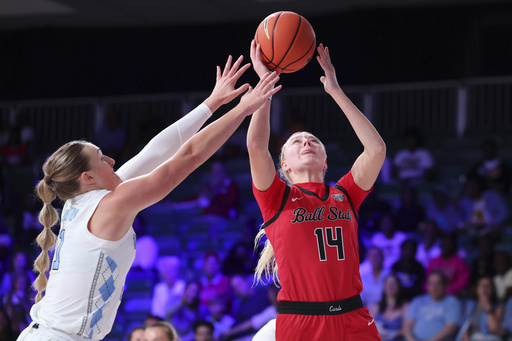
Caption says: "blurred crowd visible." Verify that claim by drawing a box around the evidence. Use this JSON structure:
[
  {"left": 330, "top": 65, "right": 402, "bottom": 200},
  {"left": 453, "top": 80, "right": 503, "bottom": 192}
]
[{"left": 1, "top": 115, "right": 512, "bottom": 341}]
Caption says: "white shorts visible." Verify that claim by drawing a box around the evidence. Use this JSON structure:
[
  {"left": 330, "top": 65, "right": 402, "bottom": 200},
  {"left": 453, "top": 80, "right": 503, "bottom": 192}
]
[
  {"left": 17, "top": 322, "right": 97, "bottom": 341},
  {"left": 252, "top": 319, "right": 276, "bottom": 341}
]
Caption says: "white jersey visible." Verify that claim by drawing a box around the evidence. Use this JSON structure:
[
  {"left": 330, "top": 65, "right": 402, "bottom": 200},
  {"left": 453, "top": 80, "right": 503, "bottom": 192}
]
[{"left": 30, "top": 189, "right": 136, "bottom": 340}]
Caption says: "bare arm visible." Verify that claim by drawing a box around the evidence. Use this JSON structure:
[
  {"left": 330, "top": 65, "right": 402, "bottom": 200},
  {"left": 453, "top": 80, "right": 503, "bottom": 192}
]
[
  {"left": 427, "top": 323, "right": 458, "bottom": 341},
  {"left": 402, "top": 318, "right": 418, "bottom": 341},
  {"left": 247, "top": 40, "right": 281, "bottom": 191},
  {"left": 91, "top": 64, "right": 281, "bottom": 240},
  {"left": 316, "top": 44, "right": 386, "bottom": 191}
]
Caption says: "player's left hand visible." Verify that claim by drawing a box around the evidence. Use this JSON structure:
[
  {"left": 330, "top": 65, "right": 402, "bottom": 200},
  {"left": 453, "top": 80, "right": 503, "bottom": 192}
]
[
  {"left": 209, "top": 55, "right": 251, "bottom": 108},
  {"left": 317, "top": 44, "right": 340, "bottom": 94}
]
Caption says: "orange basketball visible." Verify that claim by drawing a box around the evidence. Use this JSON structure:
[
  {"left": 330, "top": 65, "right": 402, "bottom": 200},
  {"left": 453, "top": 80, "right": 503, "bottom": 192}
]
[{"left": 255, "top": 11, "right": 316, "bottom": 74}]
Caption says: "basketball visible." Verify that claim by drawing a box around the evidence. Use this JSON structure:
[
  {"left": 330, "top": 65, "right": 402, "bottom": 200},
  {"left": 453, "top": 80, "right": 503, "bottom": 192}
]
[{"left": 255, "top": 11, "right": 316, "bottom": 74}]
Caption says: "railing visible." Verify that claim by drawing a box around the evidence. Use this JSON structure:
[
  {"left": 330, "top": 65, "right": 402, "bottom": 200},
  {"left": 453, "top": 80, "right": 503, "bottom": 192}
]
[{"left": 1, "top": 75, "right": 511, "bottom": 153}]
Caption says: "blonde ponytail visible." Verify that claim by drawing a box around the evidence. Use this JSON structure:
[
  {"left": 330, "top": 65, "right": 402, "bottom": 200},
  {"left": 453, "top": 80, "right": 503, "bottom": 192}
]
[
  {"left": 254, "top": 228, "right": 279, "bottom": 286},
  {"left": 30, "top": 141, "right": 91, "bottom": 302},
  {"left": 33, "top": 179, "right": 58, "bottom": 302}
]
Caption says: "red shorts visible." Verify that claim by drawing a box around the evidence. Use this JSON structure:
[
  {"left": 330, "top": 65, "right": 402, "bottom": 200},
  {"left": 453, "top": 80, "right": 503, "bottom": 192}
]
[{"left": 276, "top": 307, "right": 381, "bottom": 341}]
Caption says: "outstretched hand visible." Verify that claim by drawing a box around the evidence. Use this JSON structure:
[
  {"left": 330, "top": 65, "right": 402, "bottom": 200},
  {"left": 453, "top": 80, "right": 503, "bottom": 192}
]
[
  {"left": 250, "top": 40, "right": 273, "bottom": 79},
  {"left": 239, "top": 71, "right": 282, "bottom": 115},
  {"left": 317, "top": 44, "right": 340, "bottom": 94},
  {"left": 206, "top": 55, "right": 251, "bottom": 111}
]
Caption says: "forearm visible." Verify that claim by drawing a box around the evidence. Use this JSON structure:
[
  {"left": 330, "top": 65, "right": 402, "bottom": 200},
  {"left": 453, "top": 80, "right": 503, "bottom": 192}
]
[
  {"left": 116, "top": 103, "right": 212, "bottom": 180},
  {"left": 428, "top": 323, "right": 458, "bottom": 341},
  {"left": 247, "top": 100, "right": 271, "bottom": 152},
  {"left": 402, "top": 320, "right": 417, "bottom": 341}
]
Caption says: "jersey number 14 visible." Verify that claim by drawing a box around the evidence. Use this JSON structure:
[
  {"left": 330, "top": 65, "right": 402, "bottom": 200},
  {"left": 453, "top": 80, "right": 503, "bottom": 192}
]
[{"left": 314, "top": 227, "right": 345, "bottom": 261}]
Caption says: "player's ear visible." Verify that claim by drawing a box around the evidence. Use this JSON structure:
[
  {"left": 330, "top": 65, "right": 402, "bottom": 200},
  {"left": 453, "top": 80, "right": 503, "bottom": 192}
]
[
  {"left": 281, "top": 160, "right": 291, "bottom": 173},
  {"left": 80, "top": 171, "right": 95, "bottom": 185}
]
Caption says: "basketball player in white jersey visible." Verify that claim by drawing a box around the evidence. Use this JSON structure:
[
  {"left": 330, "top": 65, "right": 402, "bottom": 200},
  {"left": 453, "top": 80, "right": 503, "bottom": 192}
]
[{"left": 17, "top": 55, "right": 281, "bottom": 341}]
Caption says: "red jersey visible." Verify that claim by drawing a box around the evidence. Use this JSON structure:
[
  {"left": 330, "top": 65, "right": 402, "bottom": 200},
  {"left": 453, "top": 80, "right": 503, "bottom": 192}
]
[{"left": 253, "top": 171, "right": 370, "bottom": 303}]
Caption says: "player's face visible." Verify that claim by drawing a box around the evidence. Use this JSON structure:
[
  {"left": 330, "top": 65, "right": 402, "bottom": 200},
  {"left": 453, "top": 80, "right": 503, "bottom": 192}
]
[
  {"left": 195, "top": 325, "right": 213, "bottom": 341},
  {"left": 427, "top": 273, "right": 445, "bottom": 301},
  {"left": 84, "top": 145, "right": 121, "bottom": 191},
  {"left": 476, "top": 277, "right": 493, "bottom": 299},
  {"left": 282, "top": 132, "right": 326, "bottom": 177},
  {"left": 130, "top": 329, "right": 145, "bottom": 341},
  {"left": 384, "top": 276, "right": 399, "bottom": 297}
]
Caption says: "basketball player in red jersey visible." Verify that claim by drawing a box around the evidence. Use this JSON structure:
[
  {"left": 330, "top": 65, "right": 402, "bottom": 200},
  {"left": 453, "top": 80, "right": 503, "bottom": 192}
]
[{"left": 247, "top": 40, "right": 386, "bottom": 340}]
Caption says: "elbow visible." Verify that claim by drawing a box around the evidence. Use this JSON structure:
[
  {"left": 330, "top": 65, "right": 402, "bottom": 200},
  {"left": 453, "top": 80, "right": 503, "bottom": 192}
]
[{"left": 369, "top": 140, "right": 387, "bottom": 164}]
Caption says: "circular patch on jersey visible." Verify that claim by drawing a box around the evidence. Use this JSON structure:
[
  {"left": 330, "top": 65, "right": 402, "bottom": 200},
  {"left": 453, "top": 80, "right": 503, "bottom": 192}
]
[{"left": 331, "top": 193, "right": 345, "bottom": 202}]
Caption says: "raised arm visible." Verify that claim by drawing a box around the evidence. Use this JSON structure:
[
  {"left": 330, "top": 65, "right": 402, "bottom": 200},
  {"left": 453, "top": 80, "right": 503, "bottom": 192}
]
[
  {"left": 92, "top": 69, "right": 281, "bottom": 240},
  {"left": 316, "top": 44, "right": 386, "bottom": 191},
  {"left": 116, "top": 55, "right": 251, "bottom": 181},
  {"left": 247, "top": 40, "right": 279, "bottom": 191}
]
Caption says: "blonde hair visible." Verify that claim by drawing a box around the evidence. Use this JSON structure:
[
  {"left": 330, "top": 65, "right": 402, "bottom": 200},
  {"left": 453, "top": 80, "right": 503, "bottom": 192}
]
[
  {"left": 254, "top": 131, "right": 326, "bottom": 286},
  {"left": 33, "top": 140, "right": 92, "bottom": 302},
  {"left": 147, "top": 321, "right": 179, "bottom": 341},
  {"left": 254, "top": 228, "right": 279, "bottom": 285}
]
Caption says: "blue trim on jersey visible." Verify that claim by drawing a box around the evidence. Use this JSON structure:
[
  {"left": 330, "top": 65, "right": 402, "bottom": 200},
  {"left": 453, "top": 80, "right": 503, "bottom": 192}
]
[
  {"left": 99, "top": 276, "right": 116, "bottom": 302},
  {"left": 106, "top": 256, "right": 118, "bottom": 273}
]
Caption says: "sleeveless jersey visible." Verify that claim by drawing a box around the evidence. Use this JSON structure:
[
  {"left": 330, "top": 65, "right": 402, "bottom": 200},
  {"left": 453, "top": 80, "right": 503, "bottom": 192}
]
[
  {"left": 30, "top": 189, "right": 136, "bottom": 340},
  {"left": 253, "top": 171, "right": 370, "bottom": 303}
]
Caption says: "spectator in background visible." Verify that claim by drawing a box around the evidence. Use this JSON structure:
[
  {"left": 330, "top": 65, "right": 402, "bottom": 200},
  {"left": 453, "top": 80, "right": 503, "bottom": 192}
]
[
  {"left": 469, "top": 236, "right": 497, "bottom": 294},
  {"left": 361, "top": 246, "right": 389, "bottom": 309},
  {"left": 2, "top": 272, "right": 33, "bottom": 337},
  {"left": 0, "top": 127, "right": 28, "bottom": 167},
  {"left": 193, "top": 320, "right": 215, "bottom": 341},
  {"left": 391, "top": 239, "right": 425, "bottom": 301},
  {"left": 425, "top": 185, "right": 462, "bottom": 234},
  {"left": 145, "top": 321, "right": 179, "bottom": 341},
  {"left": 145, "top": 314, "right": 165, "bottom": 326},
  {"left": 403, "top": 270, "right": 462, "bottom": 341},
  {"left": 168, "top": 281, "right": 207, "bottom": 341},
  {"left": 395, "top": 186, "right": 425, "bottom": 234},
  {"left": 392, "top": 127, "right": 435, "bottom": 184},
  {"left": 415, "top": 220, "right": 442, "bottom": 268},
  {"left": 229, "top": 274, "right": 270, "bottom": 325},
  {"left": 207, "top": 295, "right": 236, "bottom": 340},
  {"left": 221, "top": 283, "right": 278, "bottom": 341},
  {"left": 493, "top": 251, "right": 512, "bottom": 303},
  {"left": 468, "top": 138, "right": 512, "bottom": 195},
  {"left": 458, "top": 173, "right": 509, "bottom": 236},
  {"left": 222, "top": 241, "right": 257, "bottom": 277},
  {"left": 197, "top": 161, "right": 240, "bottom": 219},
  {"left": 460, "top": 275, "right": 505, "bottom": 341},
  {"left": 426, "top": 234, "right": 470, "bottom": 296},
  {"left": 128, "top": 326, "right": 145, "bottom": 341},
  {"left": 198, "top": 252, "right": 233, "bottom": 313},
  {"left": 151, "top": 256, "right": 186, "bottom": 319},
  {"left": 369, "top": 214, "right": 408, "bottom": 271},
  {"left": 0, "top": 251, "right": 35, "bottom": 297},
  {"left": 357, "top": 184, "right": 393, "bottom": 236},
  {"left": 370, "top": 273, "right": 409, "bottom": 341},
  {"left": 127, "top": 235, "right": 159, "bottom": 293},
  {"left": 502, "top": 297, "right": 512, "bottom": 338}
]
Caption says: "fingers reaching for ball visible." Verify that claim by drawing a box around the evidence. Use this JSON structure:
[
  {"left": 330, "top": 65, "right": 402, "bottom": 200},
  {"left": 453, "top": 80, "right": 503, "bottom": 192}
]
[
  {"left": 207, "top": 55, "right": 251, "bottom": 111},
  {"left": 316, "top": 43, "right": 340, "bottom": 94},
  {"left": 250, "top": 40, "right": 272, "bottom": 79},
  {"left": 240, "top": 71, "right": 282, "bottom": 115}
]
